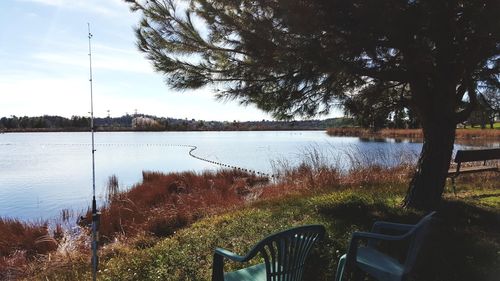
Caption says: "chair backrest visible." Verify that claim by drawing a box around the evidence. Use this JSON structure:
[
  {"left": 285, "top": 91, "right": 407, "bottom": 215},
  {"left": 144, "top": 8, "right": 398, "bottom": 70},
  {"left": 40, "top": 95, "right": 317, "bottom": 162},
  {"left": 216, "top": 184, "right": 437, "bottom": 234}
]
[
  {"left": 252, "top": 225, "right": 325, "bottom": 281},
  {"left": 403, "top": 211, "right": 436, "bottom": 274}
]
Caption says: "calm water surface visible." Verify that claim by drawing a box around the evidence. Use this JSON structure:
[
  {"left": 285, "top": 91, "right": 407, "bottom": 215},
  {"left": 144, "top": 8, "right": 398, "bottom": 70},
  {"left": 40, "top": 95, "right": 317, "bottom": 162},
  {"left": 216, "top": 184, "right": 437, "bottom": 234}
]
[{"left": 0, "top": 130, "right": 481, "bottom": 221}]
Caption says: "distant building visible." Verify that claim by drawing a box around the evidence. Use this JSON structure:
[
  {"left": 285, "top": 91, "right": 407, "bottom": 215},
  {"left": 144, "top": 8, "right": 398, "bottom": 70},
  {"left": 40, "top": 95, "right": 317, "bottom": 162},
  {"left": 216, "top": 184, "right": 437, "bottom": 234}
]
[{"left": 132, "top": 116, "right": 159, "bottom": 129}]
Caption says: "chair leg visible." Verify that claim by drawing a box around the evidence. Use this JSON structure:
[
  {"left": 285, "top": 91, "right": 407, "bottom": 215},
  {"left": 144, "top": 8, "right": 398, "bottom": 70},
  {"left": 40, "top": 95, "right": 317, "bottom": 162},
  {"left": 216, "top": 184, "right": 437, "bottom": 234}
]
[
  {"left": 334, "top": 255, "right": 346, "bottom": 281},
  {"left": 451, "top": 177, "right": 457, "bottom": 196},
  {"left": 212, "top": 254, "right": 224, "bottom": 281}
]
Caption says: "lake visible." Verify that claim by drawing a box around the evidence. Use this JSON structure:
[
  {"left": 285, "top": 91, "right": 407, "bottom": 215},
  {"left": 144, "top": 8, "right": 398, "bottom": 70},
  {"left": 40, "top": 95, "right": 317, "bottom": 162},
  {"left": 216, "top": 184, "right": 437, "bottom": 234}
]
[{"left": 0, "top": 130, "right": 483, "bottom": 221}]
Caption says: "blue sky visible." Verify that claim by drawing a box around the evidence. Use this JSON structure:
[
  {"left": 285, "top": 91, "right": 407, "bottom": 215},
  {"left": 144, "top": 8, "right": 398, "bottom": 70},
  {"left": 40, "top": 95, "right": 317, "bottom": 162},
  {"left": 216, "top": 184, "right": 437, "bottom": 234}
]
[{"left": 0, "top": 0, "right": 341, "bottom": 121}]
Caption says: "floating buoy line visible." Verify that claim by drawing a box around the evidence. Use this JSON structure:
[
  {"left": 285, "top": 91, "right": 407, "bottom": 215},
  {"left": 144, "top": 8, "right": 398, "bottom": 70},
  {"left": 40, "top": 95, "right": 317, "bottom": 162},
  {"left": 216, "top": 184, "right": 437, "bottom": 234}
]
[
  {"left": 29, "top": 143, "right": 276, "bottom": 179},
  {"left": 185, "top": 145, "right": 276, "bottom": 179}
]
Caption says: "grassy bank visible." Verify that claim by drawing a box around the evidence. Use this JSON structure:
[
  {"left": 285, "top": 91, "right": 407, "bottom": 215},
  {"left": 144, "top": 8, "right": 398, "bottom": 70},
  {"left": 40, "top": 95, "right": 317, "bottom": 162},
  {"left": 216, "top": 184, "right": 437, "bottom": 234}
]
[
  {"left": 28, "top": 180, "right": 499, "bottom": 281},
  {"left": 9, "top": 158, "right": 496, "bottom": 280}
]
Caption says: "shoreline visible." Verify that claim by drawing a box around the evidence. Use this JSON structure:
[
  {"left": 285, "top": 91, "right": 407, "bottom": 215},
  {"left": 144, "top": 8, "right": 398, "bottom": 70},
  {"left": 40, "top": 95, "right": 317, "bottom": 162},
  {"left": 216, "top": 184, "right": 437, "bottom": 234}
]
[
  {"left": 0, "top": 128, "right": 328, "bottom": 133},
  {"left": 3, "top": 164, "right": 499, "bottom": 280}
]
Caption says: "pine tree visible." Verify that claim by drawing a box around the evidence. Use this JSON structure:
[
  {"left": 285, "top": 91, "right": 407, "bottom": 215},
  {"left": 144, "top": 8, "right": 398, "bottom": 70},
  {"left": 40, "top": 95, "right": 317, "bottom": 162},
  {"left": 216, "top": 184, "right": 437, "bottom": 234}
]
[{"left": 125, "top": 0, "right": 500, "bottom": 209}]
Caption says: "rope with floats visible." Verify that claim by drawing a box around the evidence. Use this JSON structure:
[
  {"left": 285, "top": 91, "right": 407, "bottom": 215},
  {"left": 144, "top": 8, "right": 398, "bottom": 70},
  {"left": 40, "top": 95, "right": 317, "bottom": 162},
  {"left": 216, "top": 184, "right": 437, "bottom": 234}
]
[{"left": 185, "top": 145, "right": 275, "bottom": 179}]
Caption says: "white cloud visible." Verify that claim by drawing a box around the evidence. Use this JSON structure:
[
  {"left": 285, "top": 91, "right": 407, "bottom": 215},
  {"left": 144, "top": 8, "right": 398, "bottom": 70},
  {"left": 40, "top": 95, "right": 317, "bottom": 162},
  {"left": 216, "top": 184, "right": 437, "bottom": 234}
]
[
  {"left": 32, "top": 45, "right": 154, "bottom": 74},
  {"left": 0, "top": 75, "right": 90, "bottom": 117},
  {"left": 17, "top": 0, "right": 128, "bottom": 17}
]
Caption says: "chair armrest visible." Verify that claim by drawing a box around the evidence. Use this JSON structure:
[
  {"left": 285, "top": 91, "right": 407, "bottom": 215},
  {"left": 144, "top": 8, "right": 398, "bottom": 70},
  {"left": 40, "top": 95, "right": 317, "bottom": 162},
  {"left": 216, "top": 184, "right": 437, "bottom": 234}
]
[
  {"left": 371, "top": 221, "right": 414, "bottom": 234},
  {"left": 345, "top": 231, "right": 409, "bottom": 271},
  {"left": 212, "top": 248, "right": 250, "bottom": 281},
  {"left": 214, "top": 247, "right": 248, "bottom": 263}
]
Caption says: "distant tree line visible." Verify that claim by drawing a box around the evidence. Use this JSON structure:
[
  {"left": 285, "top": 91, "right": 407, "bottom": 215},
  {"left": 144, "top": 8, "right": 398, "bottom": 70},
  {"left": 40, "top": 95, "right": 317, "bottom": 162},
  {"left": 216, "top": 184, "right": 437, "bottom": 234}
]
[
  {"left": 0, "top": 115, "right": 90, "bottom": 130},
  {"left": 2, "top": 110, "right": 496, "bottom": 132},
  {"left": 0, "top": 114, "right": 357, "bottom": 131}
]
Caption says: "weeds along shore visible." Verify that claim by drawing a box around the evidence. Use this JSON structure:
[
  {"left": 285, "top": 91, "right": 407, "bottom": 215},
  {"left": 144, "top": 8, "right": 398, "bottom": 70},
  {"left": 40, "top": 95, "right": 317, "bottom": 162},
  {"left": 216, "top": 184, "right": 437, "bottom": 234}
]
[
  {"left": 86, "top": 147, "right": 421, "bottom": 245},
  {"left": 1, "top": 148, "right": 498, "bottom": 280},
  {"left": 326, "top": 127, "right": 500, "bottom": 142}
]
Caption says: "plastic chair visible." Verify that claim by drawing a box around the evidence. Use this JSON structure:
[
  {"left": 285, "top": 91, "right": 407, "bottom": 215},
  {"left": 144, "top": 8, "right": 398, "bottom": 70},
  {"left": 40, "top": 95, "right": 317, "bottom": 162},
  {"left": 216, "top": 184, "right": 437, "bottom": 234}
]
[
  {"left": 212, "top": 224, "right": 326, "bottom": 281},
  {"left": 335, "top": 211, "right": 436, "bottom": 281}
]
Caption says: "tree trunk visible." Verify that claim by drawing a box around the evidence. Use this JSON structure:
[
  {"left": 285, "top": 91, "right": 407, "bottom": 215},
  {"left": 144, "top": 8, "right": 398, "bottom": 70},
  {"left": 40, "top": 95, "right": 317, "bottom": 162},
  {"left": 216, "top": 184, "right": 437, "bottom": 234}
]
[{"left": 403, "top": 115, "right": 456, "bottom": 210}]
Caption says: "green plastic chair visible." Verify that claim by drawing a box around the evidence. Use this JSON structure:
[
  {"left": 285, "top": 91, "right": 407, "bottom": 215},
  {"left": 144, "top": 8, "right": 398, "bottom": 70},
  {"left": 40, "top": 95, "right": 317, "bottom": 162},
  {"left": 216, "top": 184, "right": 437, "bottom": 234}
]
[
  {"left": 212, "top": 224, "right": 326, "bottom": 281},
  {"left": 335, "top": 211, "right": 436, "bottom": 281}
]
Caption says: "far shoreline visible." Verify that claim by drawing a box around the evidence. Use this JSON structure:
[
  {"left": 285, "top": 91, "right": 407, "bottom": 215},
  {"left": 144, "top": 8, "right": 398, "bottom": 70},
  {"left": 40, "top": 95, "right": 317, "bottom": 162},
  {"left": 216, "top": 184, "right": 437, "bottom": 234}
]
[{"left": 0, "top": 127, "right": 329, "bottom": 133}]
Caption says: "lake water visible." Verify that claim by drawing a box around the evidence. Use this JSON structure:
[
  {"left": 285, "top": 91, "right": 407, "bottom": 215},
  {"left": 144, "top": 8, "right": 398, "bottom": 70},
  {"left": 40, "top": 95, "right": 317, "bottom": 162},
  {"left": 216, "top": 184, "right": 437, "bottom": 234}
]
[{"left": 0, "top": 131, "right": 484, "bottom": 221}]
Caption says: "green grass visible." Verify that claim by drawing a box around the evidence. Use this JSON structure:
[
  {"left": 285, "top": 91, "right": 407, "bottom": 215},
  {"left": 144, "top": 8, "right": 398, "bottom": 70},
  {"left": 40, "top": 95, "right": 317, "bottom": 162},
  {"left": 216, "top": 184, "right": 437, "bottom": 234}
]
[
  {"left": 462, "top": 122, "right": 500, "bottom": 129},
  {"left": 33, "top": 185, "right": 500, "bottom": 281}
]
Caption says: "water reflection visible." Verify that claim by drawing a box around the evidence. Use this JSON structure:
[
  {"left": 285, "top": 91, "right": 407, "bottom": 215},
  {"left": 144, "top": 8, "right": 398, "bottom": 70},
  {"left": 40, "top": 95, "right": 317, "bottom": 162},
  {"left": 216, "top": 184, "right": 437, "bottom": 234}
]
[
  {"left": 358, "top": 136, "right": 499, "bottom": 148},
  {"left": 455, "top": 139, "right": 500, "bottom": 148}
]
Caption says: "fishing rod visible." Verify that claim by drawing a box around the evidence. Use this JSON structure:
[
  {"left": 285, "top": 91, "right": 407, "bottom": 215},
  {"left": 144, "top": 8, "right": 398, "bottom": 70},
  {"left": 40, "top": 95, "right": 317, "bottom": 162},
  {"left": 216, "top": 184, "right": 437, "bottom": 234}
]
[{"left": 87, "top": 22, "right": 100, "bottom": 281}]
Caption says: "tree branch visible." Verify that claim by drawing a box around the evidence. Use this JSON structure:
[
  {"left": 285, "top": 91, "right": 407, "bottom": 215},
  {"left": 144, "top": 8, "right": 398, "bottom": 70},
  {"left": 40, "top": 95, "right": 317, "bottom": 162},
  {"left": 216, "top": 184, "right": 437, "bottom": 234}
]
[{"left": 455, "top": 81, "right": 478, "bottom": 124}]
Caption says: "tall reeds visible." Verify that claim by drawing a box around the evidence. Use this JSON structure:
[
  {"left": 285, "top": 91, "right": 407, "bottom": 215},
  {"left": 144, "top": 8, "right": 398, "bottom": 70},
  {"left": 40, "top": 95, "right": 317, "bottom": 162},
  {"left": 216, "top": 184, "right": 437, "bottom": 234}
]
[
  {"left": 326, "top": 127, "right": 500, "bottom": 140},
  {"left": 105, "top": 174, "right": 120, "bottom": 203},
  {"left": 0, "top": 218, "right": 57, "bottom": 258},
  {"left": 84, "top": 169, "right": 267, "bottom": 242},
  {"left": 263, "top": 146, "right": 417, "bottom": 199},
  {"left": 455, "top": 128, "right": 500, "bottom": 139},
  {"left": 0, "top": 218, "right": 58, "bottom": 277}
]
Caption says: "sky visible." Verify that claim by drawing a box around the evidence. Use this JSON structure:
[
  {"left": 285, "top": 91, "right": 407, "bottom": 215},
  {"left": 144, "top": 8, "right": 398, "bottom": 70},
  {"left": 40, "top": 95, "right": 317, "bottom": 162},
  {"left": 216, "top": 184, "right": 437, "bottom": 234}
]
[{"left": 0, "top": 0, "right": 342, "bottom": 121}]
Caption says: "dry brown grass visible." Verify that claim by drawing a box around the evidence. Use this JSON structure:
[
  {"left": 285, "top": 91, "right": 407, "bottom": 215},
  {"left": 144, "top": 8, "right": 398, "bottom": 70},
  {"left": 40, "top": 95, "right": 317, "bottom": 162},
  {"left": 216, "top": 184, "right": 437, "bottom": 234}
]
[
  {"left": 326, "top": 127, "right": 500, "bottom": 140},
  {"left": 260, "top": 163, "right": 414, "bottom": 200},
  {"left": 340, "top": 165, "right": 412, "bottom": 187},
  {"left": 0, "top": 219, "right": 57, "bottom": 257},
  {"left": 326, "top": 128, "right": 423, "bottom": 139},
  {"left": 455, "top": 129, "right": 500, "bottom": 139},
  {"left": 0, "top": 218, "right": 58, "bottom": 278},
  {"left": 81, "top": 169, "right": 268, "bottom": 243}
]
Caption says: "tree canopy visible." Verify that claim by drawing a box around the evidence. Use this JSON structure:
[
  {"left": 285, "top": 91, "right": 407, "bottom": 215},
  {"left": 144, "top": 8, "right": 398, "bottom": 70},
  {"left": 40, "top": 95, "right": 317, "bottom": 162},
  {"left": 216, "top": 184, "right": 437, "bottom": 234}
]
[{"left": 126, "top": 0, "right": 498, "bottom": 119}]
